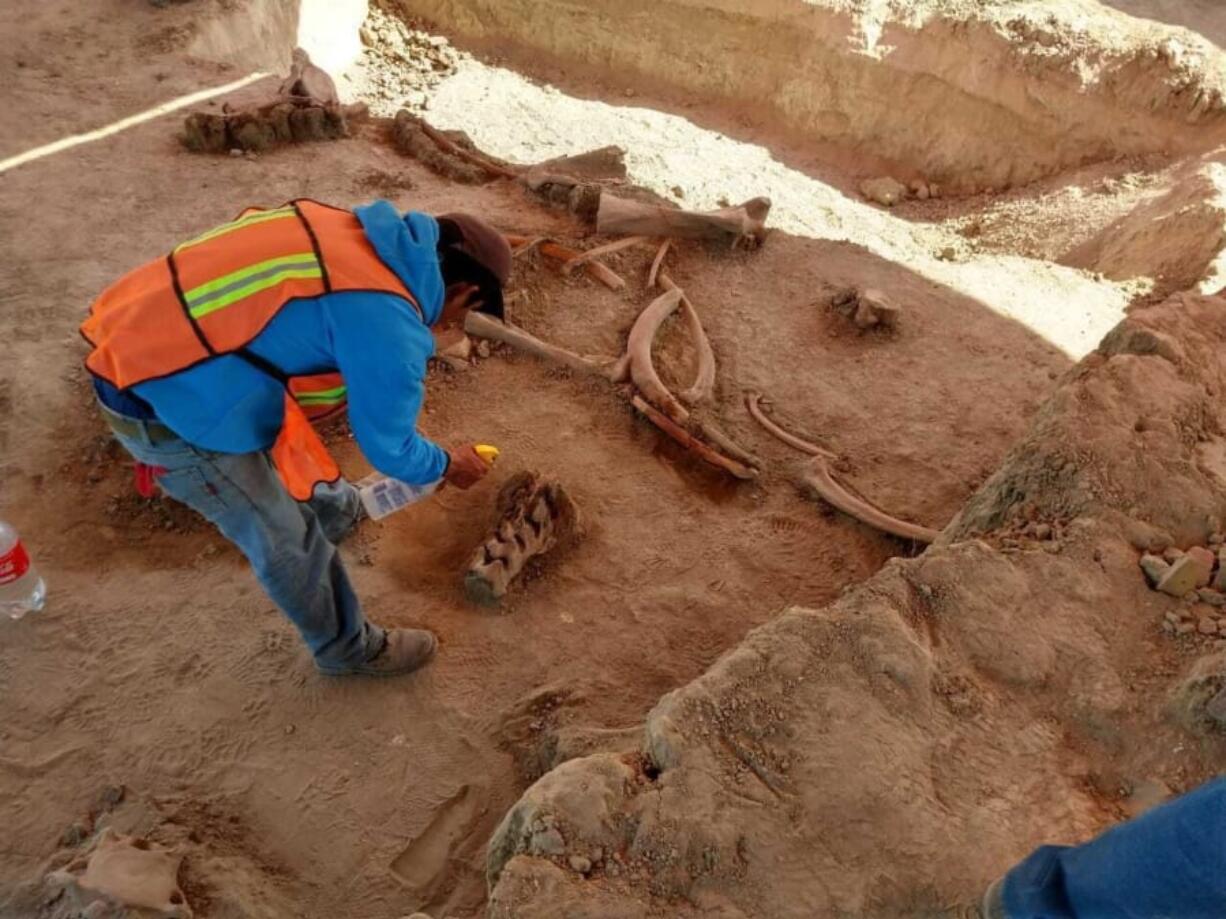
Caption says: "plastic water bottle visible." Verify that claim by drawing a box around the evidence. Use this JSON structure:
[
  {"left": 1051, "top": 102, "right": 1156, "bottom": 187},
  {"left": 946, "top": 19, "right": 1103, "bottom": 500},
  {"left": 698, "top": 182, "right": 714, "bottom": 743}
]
[
  {"left": 357, "top": 476, "right": 443, "bottom": 520},
  {"left": 0, "top": 521, "right": 46, "bottom": 620},
  {"left": 357, "top": 445, "right": 500, "bottom": 521}
]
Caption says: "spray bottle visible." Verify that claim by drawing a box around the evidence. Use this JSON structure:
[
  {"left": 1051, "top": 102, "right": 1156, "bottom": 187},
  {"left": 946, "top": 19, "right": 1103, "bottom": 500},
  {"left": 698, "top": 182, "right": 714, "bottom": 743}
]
[{"left": 358, "top": 444, "right": 500, "bottom": 521}]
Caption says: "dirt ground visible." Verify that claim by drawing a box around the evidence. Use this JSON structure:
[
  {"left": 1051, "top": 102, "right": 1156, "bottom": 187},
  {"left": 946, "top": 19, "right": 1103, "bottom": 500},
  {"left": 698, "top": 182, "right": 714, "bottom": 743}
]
[{"left": 3, "top": 1, "right": 1226, "bottom": 918}]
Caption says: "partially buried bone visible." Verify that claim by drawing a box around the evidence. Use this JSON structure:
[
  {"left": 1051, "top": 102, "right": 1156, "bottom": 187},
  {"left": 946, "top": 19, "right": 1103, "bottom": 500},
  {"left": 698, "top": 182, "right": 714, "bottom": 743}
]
[
  {"left": 465, "top": 472, "right": 581, "bottom": 606},
  {"left": 47, "top": 828, "right": 191, "bottom": 918},
  {"left": 597, "top": 194, "right": 772, "bottom": 247},
  {"left": 745, "top": 391, "right": 938, "bottom": 543}
]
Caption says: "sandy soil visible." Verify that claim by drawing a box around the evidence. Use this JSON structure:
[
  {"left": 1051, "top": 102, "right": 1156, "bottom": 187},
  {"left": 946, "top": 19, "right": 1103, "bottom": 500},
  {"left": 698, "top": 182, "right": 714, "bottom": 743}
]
[
  {"left": 3, "top": 0, "right": 1226, "bottom": 917},
  {"left": 1104, "top": 0, "right": 1226, "bottom": 48}
]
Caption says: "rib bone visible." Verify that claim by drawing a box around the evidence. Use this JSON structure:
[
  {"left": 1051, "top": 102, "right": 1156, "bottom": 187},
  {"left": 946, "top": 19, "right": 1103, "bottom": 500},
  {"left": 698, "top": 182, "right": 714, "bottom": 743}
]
[{"left": 746, "top": 391, "right": 937, "bottom": 543}]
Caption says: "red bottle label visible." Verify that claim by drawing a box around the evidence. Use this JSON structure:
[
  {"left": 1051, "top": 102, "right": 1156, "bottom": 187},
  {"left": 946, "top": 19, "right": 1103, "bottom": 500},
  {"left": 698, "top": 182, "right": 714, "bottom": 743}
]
[{"left": 0, "top": 541, "right": 31, "bottom": 586}]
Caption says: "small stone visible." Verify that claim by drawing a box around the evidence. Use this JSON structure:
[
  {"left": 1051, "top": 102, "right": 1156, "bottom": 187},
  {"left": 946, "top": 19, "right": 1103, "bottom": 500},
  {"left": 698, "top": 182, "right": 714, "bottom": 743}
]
[
  {"left": 859, "top": 176, "right": 908, "bottom": 207},
  {"left": 1214, "top": 549, "right": 1226, "bottom": 591},
  {"left": 910, "top": 180, "right": 929, "bottom": 200},
  {"left": 1140, "top": 554, "right": 1171, "bottom": 587},
  {"left": 1163, "top": 619, "right": 1176, "bottom": 634},
  {"left": 1033, "top": 523, "right": 1053, "bottom": 541},
  {"left": 1198, "top": 617, "right": 1218, "bottom": 635},
  {"left": 530, "top": 826, "right": 565, "bottom": 856},
  {"left": 1176, "top": 621, "right": 1196, "bottom": 635},
  {"left": 98, "top": 785, "right": 126, "bottom": 809},
  {"left": 568, "top": 854, "right": 593, "bottom": 874},
  {"left": 851, "top": 289, "right": 902, "bottom": 330},
  {"left": 1157, "top": 555, "right": 1209, "bottom": 597},
  {"left": 928, "top": 184, "right": 942, "bottom": 198},
  {"left": 938, "top": 246, "right": 957, "bottom": 261},
  {"left": 475, "top": 340, "right": 491, "bottom": 359},
  {"left": 1187, "top": 546, "right": 1216, "bottom": 586},
  {"left": 1164, "top": 610, "right": 1181, "bottom": 625},
  {"left": 229, "top": 148, "right": 244, "bottom": 157},
  {"left": 285, "top": 724, "right": 296, "bottom": 735},
  {"left": 1198, "top": 588, "right": 1226, "bottom": 607},
  {"left": 1163, "top": 547, "right": 1185, "bottom": 564},
  {"left": 1206, "top": 688, "right": 1226, "bottom": 729}
]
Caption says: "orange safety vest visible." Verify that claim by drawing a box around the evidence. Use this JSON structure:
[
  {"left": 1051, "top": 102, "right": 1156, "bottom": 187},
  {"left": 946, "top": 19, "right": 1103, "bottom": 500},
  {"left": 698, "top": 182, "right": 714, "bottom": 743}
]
[{"left": 81, "top": 199, "right": 423, "bottom": 500}]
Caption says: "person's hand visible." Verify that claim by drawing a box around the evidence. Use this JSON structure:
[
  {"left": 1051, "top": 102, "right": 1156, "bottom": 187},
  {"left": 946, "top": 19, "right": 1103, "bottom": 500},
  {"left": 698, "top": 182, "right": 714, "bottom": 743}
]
[{"left": 444, "top": 444, "right": 490, "bottom": 490}]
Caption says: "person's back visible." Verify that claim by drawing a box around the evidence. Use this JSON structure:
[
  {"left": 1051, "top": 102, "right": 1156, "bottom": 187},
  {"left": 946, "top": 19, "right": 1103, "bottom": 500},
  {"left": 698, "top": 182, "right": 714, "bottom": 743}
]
[{"left": 84, "top": 198, "right": 510, "bottom": 676}]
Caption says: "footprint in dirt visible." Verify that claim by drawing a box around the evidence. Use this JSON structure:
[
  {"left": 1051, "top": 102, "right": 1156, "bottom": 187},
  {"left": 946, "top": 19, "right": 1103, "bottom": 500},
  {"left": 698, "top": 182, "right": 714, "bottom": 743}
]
[{"left": 390, "top": 784, "right": 489, "bottom": 911}]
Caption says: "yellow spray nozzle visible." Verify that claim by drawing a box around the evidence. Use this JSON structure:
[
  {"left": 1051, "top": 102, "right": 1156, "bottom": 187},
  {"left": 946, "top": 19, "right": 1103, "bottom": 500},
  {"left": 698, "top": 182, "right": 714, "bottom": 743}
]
[{"left": 475, "top": 444, "right": 501, "bottom": 465}]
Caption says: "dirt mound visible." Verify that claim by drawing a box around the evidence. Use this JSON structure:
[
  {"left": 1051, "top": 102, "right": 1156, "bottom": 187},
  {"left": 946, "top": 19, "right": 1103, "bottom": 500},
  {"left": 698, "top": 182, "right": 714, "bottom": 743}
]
[
  {"left": 1063, "top": 151, "right": 1226, "bottom": 296},
  {"left": 485, "top": 292, "right": 1226, "bottom": 917}
]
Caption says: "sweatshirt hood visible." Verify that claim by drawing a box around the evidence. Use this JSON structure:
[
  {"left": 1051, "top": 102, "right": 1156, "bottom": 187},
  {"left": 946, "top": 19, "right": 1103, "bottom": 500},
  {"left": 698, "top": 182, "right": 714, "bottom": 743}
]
[{"left": 353, "top": 199, "right": 445, "bottom": 325}]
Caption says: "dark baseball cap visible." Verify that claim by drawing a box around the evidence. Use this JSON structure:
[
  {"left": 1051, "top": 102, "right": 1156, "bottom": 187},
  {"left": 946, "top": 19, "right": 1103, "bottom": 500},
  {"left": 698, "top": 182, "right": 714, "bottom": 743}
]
[{"left": 437, "top": 212, "right": 511, "bottom": 321}]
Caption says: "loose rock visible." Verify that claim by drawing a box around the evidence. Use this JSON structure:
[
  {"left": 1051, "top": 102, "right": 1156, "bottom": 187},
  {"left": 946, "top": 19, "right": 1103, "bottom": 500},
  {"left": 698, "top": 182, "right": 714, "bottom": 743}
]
[
  {"left": 852, "top": 289, "right": 902, "bottom": 330},
  {"left": 1197, "top": 588, "right": 1226, "bottom": 608},
  {"left": 568, "top": 854, "right": 593, "bottom": 874},
  {"left": 1139, "top": 554, "right": 1170, "bottom": 586},
  {"left": 1206, "top": 687, "right": 1226, "bottom": 730},
  {"left": 859, "top": 176, "right": 908, "bottom": 207},
  {"left": 1198, "top": 617, "right": 1217, "bottom": 635},
  {"left": 531, "top": 826, "right": 566, "bottom": 856},
  {"left": 1214, "top": 549, "right": 1226, "bottom": 591},
  {"left": 1163, "top": 546, "right": 1185, "bottom": 564},
  {"left": 1157, "top": 554, "right": 1210, "bottom": 597},
  {"left": 1187, "top": 546, "right": 1216, "bottom": 586}
]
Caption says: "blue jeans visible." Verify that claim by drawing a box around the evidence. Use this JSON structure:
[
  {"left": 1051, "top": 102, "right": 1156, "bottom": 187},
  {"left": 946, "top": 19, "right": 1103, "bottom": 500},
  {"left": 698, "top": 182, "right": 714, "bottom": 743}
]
[
  {"left": 1002, "top": 778, "right": 1226, "bottom": 918},
  {"left": 101, "top": 404, "right": 384, "bottom": 672}
]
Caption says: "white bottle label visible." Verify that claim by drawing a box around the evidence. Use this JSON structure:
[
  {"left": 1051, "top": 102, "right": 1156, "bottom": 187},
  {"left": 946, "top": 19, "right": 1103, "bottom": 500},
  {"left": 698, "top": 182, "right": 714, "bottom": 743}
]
[{"left": 358, "top": 476, "right": 441, "bottom": 520}]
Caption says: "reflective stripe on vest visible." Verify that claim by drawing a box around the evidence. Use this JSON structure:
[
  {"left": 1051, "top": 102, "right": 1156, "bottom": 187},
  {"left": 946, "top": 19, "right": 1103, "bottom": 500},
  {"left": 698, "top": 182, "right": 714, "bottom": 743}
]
[
  {"left": 290, "top": 372, "right": 348, "bottom": 422},
  {"left": 175, "top": 206, "right": 299, "bottom": 252},
  {"left": 185, "top": 252, "right": 323, "bottom": 319},
  {"left": 82, "top": 199, "right": 422, "bottom": 390}
]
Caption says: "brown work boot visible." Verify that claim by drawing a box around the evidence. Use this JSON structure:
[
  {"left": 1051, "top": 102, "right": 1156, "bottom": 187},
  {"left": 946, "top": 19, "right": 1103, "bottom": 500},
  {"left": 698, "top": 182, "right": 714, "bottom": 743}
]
[{"left": 325, "top": 628, "right": 438, "bottom": 677}]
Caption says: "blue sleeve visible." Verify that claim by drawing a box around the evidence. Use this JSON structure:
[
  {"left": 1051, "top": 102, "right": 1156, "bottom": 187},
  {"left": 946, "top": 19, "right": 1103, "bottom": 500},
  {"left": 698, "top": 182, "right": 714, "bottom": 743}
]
[{"left": 328, "top": 292, "right": 449, "bottom": 485}]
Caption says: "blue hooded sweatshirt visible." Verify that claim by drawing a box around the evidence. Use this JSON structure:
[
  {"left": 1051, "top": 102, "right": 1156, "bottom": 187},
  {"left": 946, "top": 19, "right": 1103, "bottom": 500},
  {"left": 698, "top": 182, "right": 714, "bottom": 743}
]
[{"left": 94, "top": 200, "right": 449, "bottom": 486}]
